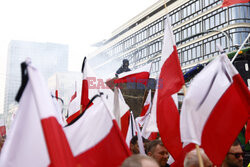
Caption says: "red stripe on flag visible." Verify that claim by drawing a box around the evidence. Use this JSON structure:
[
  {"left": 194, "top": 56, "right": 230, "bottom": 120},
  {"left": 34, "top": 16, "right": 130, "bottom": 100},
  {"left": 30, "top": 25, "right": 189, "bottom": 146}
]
[
  {"left": 80, "top": 80, "right": 92, "bottom": 112},
  {"left": 41, "top": 117, "right": 76, "bottom": 167},
  {"left": 157, "top": 46, "right": 184, "bottom": 160},
  {"left": 75, "top": 120, "right": 131, "bottom": 166},
  {"left": 222, "top": 0, "right": 249, "bottom": 7},
  {"left": 121, "top": 111, "right": 131, "bottom": 139},
  {"left": 66, "top": 110, "right": 81, "bottom": 124},
  {"left": 140, "top": 104, "right": 150, "bottom": 117},
  {"left": 201, "top": 75, "right": 250, "bottom": 165},
  {"left": 114, "top": 72, "right": 150, "bottom": 86}
]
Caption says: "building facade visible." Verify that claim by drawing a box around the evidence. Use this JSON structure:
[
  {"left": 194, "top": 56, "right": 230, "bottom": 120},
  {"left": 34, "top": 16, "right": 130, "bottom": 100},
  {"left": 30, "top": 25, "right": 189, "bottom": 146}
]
[
  {"left": 88, "top": 0, "right": 250, "bottom": 80},
  {"left": 3, "top": 40, "right": 68, "bottom": 128}
]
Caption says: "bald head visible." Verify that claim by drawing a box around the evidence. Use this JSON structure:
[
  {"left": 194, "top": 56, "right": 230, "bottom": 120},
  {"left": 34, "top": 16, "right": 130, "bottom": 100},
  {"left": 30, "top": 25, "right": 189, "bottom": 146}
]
[
  {"left": 121, "top": 154, "right": 159, "bottom": 167},
  {"left": 184, "top": 149, "right": 212, "bottom": 167}
]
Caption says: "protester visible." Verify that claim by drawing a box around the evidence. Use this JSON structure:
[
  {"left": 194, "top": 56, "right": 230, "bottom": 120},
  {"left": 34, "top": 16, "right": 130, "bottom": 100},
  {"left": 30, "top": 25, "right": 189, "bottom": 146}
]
[
  {"left": 222, "top": 140, "right": 244, "bottom": 167},
  {"left": 130, "top": 135, "right": 150, "bottom": 154},
  {"left": 146, "top": 139, "right": 170, "bottom": 167},
  {"left": 121, "top": 154, "right": 159, "bottom": 167},
  {"left": 116, "top": 59, "right": 131, "bottom": 76},
  {"left": 183, "top": 148, "right": 212, "bottom": 167}
]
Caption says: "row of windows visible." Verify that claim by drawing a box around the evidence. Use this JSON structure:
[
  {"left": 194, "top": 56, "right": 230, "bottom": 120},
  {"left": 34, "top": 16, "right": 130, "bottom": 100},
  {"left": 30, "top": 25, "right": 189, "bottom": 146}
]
[
  {"left": 103, "top": 4, "right": 249, "bottom": 60},
  {"left": 169, "top": 0, "right": 222, "bottom": 27},
  {"left": 174, "top": 4, "right": 249, "bottom": 46},
  {"left": 91, "top": 2, "right": 250, "bottom": 77}
]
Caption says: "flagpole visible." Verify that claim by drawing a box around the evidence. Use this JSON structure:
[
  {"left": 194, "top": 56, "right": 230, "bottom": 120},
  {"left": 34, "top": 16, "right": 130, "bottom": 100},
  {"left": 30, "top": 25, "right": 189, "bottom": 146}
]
[{"left": 231, "top": 33, "right": 250, "bottom": 63}]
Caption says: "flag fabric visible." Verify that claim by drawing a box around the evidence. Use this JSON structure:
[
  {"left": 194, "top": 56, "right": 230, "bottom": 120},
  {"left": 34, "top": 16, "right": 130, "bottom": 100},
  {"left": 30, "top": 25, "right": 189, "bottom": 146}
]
[
  {"left": 0, "top": 60, "right": 75, "bottom": 167},
  {"left": 66, "top": 94, "right": 81, "bottom": 124},
  {"left": 222, "top": 0, "right": 250, "bottom": 7},
  {"left": 114, "top": 63, "right": 151, "bottom": 86},
  {"left": 64, "top": 95, "right": 131, "bottom": 166},
  {"left": 75, "top": 58, "right": 130, "bottom": 124},
  {"left": 180, "top": 54, "right": 250, "bottom": 165},
  {"left": 146, "top": 16, "right": 184, "bottom": 160},
  {"left": 0, "top": 126, "right": 6, "bottom": 137},
  {"left": 140, "top": 89, "right": 152, "bottom": 117},
  {"left": 125, "top": 111, "right": 137, "bottom": 146}
]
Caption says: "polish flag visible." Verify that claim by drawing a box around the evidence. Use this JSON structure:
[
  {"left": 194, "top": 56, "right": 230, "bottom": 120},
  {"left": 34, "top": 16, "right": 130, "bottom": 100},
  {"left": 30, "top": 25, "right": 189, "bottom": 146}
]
[
  {"left": 180, "top": 54, "right": 250, "bottom": 165},
  {"left": 145, "top": 16, "right": 184, "bottom": 160},
  {"left": 77, "top": 57, "right": 130, "bottom": 124},
  {"left": 64, "top": 94, "right": 131, "bottom": 166},
  {"left": 140, "top": 89, "right": 152, "bottom": 117},
  {"left": 114, "top": 63, "right": 151, "bottom": 86},
  {"left": 66, "top": 93, "right": 81, "bottom": 124},
  {"left": 0, "top": 60, "right": 75, "bottom": 167},
  {"left": 0, "top": 60, "right": 131, "bottom": 167},
  {"left": 222, "top": 0, "right": 250, "bottom": 7}
]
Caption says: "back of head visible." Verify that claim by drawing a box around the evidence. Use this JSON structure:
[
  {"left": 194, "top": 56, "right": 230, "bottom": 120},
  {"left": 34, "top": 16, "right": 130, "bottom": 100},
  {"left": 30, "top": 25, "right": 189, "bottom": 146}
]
[
  {"left": 121, "top": 154, "right": 159, "bottom": 167},
  {"left": 184, "top": 149, "right": 212, "bottom": 167}
]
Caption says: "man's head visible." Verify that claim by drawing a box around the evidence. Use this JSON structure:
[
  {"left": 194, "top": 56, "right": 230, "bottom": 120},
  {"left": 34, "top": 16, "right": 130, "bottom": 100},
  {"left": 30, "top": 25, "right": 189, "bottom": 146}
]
[
  {"left": 123, "top": 59, "right": 129, "bottom": 67},
  {"left": 146, "top": 140, "right": 169, "bottom": 167},
  {"left": 121, "top": 154, "right": 159, "bottom": 167},
  {"left": 184, "top": 149, "right": 212, "bottom": 167},
  {"left": 223, "top": 140, "right": 244, "bottom": 167}
]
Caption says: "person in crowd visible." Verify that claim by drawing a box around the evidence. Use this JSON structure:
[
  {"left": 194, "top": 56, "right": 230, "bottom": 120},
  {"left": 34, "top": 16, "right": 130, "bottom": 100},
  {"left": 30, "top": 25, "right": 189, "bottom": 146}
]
[
  {"left": 146, "top": 139, "right": 170, "bottom": 167},
  {"left": 222, "top": 140, "right": 244, "bottom": 167},
  {"left": 130, "top": 136, "right": 150, "bottom": 154},
  {"left": 183, "top": 148, "right": 212, "bottom": 167},
  {"left": 121, "top": 154, "right": 159, "bottom": 167},
  {"left": 116, "top": 59, "right": 131, "bottom": 76}
]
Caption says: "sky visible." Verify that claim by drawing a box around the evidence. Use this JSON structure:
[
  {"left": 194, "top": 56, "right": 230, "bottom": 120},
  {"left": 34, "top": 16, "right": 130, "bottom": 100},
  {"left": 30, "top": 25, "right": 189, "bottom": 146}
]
[{"left": 0, "top": 0, "right": 157, "bottom": 113}]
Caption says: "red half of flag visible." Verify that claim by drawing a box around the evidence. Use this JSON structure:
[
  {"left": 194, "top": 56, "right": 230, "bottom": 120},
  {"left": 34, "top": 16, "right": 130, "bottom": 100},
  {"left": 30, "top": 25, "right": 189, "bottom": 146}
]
[{"left": 222, "top": 0, "right": 250, "bottom": 7}]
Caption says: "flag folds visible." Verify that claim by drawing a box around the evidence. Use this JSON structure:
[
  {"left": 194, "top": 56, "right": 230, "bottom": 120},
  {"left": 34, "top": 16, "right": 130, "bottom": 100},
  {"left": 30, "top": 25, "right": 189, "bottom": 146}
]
[
  {"left": 114, "top": 63, "right": 151, "bottom": 86},
  {"left": 146, "top": 16, "right": 184, "bottom": 160},
  {"left": 222, "top": 0, "right": 250, "bottom": 7},
  {"left": 180, "top": 54, "right": 250, "bottom": 165},
  {"left": 0, "top": 60, "right": 131, "bottom": 167}
]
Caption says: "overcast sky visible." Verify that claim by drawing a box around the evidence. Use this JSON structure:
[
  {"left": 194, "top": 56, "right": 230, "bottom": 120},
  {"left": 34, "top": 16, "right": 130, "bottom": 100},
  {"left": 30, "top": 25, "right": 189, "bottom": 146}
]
[
  {"left": 0, "top": 0, "right": 157, "bottom": 113},
  {"left": 0, "top": 0, "right": 157, "bottom": 72}
]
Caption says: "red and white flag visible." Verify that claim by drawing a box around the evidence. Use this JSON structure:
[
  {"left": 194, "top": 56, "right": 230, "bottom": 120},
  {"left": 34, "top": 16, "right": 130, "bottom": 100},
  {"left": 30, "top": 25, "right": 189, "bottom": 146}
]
[
  {"left": 0, "top": 60, "right": 131, "bottom": 167},
  {"left": 222, "top": 0, "right": 250, "bottom": 7},
  {"left": 66, "top": 82, "right": 81, "bottom": 124},
  {"left": 0, "top": 60, "right": 75, "bottom": 167},
  {"left": 180, "top": 54, "right": 250, "bottom": 165},
  {"left": 114, "top": 63, "right": 151, "bottom": 86},
  {"left": 146, "top": 16, "right": 184, "bottom": 160},
  {"left": 64, "top": 94, "right": 131, "bottom": 166},
  {"left": 74, "top": 58, "right": 130, "bottom": 124}
]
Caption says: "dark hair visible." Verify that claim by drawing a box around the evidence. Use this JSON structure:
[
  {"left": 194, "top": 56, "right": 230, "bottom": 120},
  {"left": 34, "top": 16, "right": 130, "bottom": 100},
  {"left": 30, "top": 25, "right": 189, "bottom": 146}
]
[
  {"left": 146, "top": 139, "right": 164, "bottom": 154},
  {"left": 130, "top": 136, "right": 149, "bottom": 145},
  {"left": 232, "top": 139, "right": 241, "bottom": 146}
]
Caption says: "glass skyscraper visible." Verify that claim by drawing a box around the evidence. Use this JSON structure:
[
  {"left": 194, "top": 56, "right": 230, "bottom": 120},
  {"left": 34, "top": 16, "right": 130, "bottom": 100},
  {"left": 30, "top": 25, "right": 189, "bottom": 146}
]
[{"left": 3, "top": 40, "right": 68, "bottom": 128}]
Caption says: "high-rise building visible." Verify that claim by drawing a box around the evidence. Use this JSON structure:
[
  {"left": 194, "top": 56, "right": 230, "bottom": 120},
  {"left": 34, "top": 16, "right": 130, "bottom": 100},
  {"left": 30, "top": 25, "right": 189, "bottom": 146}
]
[
  {"left": 88, "top": 0, "right": 250, "bottom": 80},
  {"left": 3, "top": 40, "right": 68, "bottom": 128}
]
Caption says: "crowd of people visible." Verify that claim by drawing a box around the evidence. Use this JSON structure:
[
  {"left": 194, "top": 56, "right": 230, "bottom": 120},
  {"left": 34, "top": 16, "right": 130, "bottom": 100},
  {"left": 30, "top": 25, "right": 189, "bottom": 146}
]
[{"left": 120, "top": 135, "right": 248, "bottom": 167}]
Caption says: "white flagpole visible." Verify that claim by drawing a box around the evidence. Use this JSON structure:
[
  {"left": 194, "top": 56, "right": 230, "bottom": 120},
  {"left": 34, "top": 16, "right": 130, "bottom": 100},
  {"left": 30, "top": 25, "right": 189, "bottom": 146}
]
[{"left": 231, "top": 33, "right": 250, "bottom": 63}]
